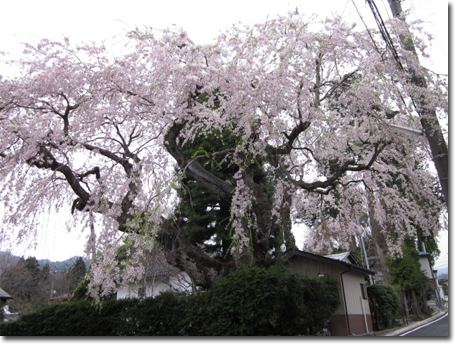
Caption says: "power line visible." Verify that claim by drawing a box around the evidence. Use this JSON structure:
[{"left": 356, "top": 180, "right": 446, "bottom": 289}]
[
  {"left": 365, "top": 0, "right": 405, "bottom": 71},
  {"left": 351, "top": 0, "right": 382, "bottom": 55},
  {"left": 386, "top": 0, "right": 449, "bottom": 209},
  {"left": 349, "top": 1, "right": 413, "bottom": 121}
]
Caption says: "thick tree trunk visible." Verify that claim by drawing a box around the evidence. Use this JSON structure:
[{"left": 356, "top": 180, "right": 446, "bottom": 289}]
[
  {"left": 156, "top": 219, "right": 234, "bottom": 289},
  {"left": 402, "top": 292, "right": 409, "bottom": 325},
  {"left": 164, "top": 121, "right": 275, "bottom": 266},
  {"left": 162, "top": 118, "right": 294, "bottom": 275},
  {"left": 410, "top": 289, "right": 421, "bottom": 320},
  {"left": 367, "top": 191, "right": 391, "bottom": 283}
]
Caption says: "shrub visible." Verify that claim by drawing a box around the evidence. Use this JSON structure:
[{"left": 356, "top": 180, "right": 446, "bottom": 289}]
[
  {"left": 0, "top": 266, "right": 339, "bottom": 336},
  {"left": 182, "top": 265, "right": 339, "bottom": 335},
  {"left": 367, "top": 283, "right": 402, "bottom": 329}
]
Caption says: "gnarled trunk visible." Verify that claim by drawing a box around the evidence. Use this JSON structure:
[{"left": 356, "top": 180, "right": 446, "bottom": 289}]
[{"left": 156, "top": 219, "right": 234, "bottom": 289}]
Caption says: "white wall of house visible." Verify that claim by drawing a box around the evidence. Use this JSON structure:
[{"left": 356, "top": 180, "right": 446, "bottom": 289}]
[
  {"left": 116, "top": 272, "right": 194, "bottom": 300},
  {"left": 419, "top": 256, "right": 434, "bottom": 279}
]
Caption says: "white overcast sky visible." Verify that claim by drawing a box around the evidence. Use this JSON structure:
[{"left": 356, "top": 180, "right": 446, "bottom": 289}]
[{"left": 0, "top": 1, "right": 453, "bottom": 272}]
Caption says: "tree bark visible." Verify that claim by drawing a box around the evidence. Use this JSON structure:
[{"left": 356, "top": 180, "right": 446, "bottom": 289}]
[
  {"left": 410, "top": 289, "right": 421, "bottom": 320},
  {"left": 156, "top": 219, "right": 234, "bottom": 289}
]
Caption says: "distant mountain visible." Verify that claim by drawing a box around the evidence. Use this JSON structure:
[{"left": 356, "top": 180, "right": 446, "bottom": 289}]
[
  {"left": 37, "top": 256, "right": 89, "bottom": 272},
  {"left": 436, "top": 264, "right": 448, "bottom": 278},
  {"left": 0, "top": 251, "right": 89, "bottom": 272},
  {"left": 437, "top": 267, "right": 448, "bottom": 279}
]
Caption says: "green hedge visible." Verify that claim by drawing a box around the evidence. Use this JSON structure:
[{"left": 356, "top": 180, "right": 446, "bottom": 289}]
[
  {"left": 182, "top": 265, "right": 339, "bottom": 335},
  {"left": 367, "top": 283, "right": 402, "bottom": 330},
  {"left": 0, "top": 266, "right": 339, "bottom": 336}
]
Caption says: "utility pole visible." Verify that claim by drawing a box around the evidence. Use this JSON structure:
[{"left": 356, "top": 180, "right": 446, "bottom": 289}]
[
  {"left": 360, "top": 226, "right": 374, "bottom": 285},
  {"left": 386, "top": 0, "right": 449, "bottom": 210}
]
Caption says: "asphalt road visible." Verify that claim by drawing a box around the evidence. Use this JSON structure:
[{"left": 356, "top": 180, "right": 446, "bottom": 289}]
[{"left": 399, "top": 313, "right": 449, "bottom": 337}]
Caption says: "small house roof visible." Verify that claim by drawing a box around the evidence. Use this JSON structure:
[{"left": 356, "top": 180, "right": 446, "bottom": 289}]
[
  {"left": 0, "top": 287, "right": 13, "bottom": 301},
  {"left": 325, "top": 252, "right": 350, "bottom": 260},
  {"left": 284, "top": 249, "right": 375, "bottom": 276},
  {"left": 324, "top": 252, "right": 359, "bottom": 265},
  {"left": 141, "top": 246, "right": 181, "bottom": 280},
  {"left": 49, "top": 293, "right": 72, "bottom": 302},
  {"left": 145, "top": 260, "right": 180, "bottom": 279},
  {"left": 116, "top": 247, "right": 181, "bottom": 285}
]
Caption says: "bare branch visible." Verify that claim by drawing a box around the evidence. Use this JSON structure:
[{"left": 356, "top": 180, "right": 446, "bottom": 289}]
[
  {"left": 81, "top": 143, "right": 134, "bottom": 176},
  {"left": 26, "top": 145, "right": 91, "bottom": 203},
  {"left": 293, "top": 143, "right": 387, "bottom": 193}
]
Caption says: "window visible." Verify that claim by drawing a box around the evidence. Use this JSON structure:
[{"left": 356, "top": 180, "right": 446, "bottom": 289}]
[{"left": 360, "top": 283, "right": 368, "bottom": 299}]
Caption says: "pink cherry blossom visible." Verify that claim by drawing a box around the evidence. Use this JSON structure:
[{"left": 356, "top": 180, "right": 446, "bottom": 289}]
[{"left": 0, "top": 12, "right": 447, "bottom": 297}]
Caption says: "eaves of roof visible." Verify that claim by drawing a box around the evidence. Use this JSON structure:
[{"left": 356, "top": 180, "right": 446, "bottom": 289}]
[
  {"left": 0, "top": 287, "right": 13, "bottom": 300},
  {"left": 324, "top": 252, "right": 351, "bottom": 261},
  {"left": 284, "top": 248, "right": 375, "bottom": 276}
]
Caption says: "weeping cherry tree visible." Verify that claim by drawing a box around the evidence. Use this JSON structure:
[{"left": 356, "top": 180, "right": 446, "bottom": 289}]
[{"left": 0, "top": 12, "right": 447, "bottom": 298}]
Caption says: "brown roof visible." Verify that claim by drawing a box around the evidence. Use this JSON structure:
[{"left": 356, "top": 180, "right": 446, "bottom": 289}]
[
  {"left": 142, "top": 246, "right": 181, "bottom": 280},
  {"left": 284, "top": 249, "right": 375, "bottom": 276},
  {"left": 49, "top": 293, "right": 72, "bottom": 302},
  {"left": 145, "top": 259, "right": 180, "bottom": 279}
]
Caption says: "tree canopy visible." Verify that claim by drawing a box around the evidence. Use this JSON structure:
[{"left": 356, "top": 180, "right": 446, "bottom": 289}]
[{"left": 0, "top": 12, "right": 447, "bottom": 298}]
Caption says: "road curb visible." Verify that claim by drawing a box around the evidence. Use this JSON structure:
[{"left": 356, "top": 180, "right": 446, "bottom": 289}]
[{"left": 379, "top": 310, "right": 448, "bottom": 336}]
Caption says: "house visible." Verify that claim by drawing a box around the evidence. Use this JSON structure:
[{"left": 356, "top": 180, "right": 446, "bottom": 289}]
[
  {"left": 438, "top": 278, "right": 448, "bottom": 306},
  {"left": 115, "top": 246, "right": 374, "bottom": 335},
  {"left": 419, "top": 251, "right": 445, "bottom": 309},
  {"left": 116, "top": 270, "right": 194, "bottom": 299},
  {"left": 116, "top": 250, "right": 195, "bottom": 300},
  {"left": 0, "top": 287, "right": 12, "bottom": 304},
  {"left": 284, "top": 249, "right": 375, "bottom": 336},
  {"left": 1, "top": 287, "right": 19, "bottom": 322}
]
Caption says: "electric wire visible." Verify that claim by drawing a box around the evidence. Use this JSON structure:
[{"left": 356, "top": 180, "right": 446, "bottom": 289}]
[
  {"left": 351, "top": 0, "right": 448, "bottom": 272},
  {"left": 351, "top": 0, "right": 382, "bottom": 55},
  {"left": 350, "top": 1, "right": 411, "bottom": 113},
  {"left": 365, "top": 0, "right": 405, "bottom": 71}
]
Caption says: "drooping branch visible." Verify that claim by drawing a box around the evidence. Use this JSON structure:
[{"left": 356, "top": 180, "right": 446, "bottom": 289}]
[
  {"left": 319, "top": 70, "right": 360, "bottom": 103},
  {"left": 25, "top": 141, "right": 233, "bottom": 289},
  {"left": 264, "top": 69, "right": 361, "bottom": 164},
  {"left": 26, "top": 143, "right": 133, "bottom": 225}
]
